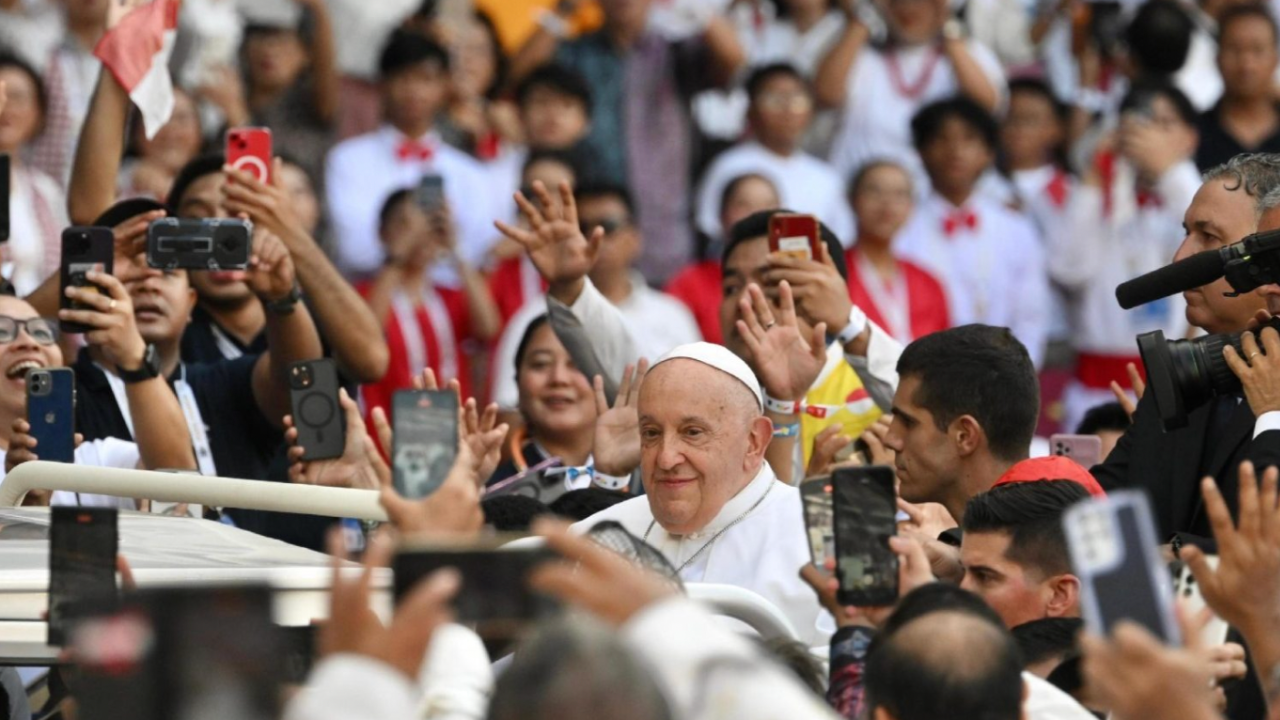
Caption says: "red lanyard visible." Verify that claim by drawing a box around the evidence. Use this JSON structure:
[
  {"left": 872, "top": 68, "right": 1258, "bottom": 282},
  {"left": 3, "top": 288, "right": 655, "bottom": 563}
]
[{"left": 885, "top": 44, "right": 944, "bottom": 100}]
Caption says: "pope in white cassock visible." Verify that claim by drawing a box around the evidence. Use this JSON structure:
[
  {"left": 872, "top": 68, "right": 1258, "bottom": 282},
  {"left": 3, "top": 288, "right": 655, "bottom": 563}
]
[{"left": 573, "top": 342, "right": 832, "bottom": 646}]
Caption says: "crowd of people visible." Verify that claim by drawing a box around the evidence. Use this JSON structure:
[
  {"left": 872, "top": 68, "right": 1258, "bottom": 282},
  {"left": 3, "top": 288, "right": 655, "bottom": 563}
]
[{"left": 8, "top": 0, "right": 1280, "bottom": 717}]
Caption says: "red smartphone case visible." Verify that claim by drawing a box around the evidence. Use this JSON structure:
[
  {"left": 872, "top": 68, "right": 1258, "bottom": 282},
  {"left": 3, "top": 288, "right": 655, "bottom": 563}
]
[
  {"left": 226, "top": 127, "right": 273, "bottom": 184},
  {"left": 768, "top": 214, "right": 821, "bottom": 261}
]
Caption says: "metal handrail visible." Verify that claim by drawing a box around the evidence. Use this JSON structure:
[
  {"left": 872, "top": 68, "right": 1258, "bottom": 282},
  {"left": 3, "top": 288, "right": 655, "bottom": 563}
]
[{"left": 0, "top": 462, "right": 389, "bottom": 521}]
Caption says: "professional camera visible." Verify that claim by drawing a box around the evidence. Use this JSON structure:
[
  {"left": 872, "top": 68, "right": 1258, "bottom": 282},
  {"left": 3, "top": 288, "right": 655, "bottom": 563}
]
[{"left": 1137, "top": 318, "right": 1280, "bottom": 431}]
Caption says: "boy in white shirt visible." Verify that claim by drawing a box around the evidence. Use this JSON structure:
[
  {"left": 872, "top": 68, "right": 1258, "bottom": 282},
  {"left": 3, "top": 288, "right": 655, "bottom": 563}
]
[{"left": 895, "top": 97, "right": 1051, "bottom": 368}]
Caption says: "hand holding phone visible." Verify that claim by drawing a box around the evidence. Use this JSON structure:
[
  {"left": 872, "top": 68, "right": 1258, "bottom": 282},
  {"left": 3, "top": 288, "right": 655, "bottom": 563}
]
[
  {"left": 147, "top": 217, "right": 252, "bottom": 270},
  {"left": 393, "top": 390, "right": 459, "bottom": 499},
  {"left": 60, "top": 227, "right": 115, "bottom": 334},
  {"left": 800, "top": 475, "right": 835, "bottom": 567},
  {"left": 832, "top": 466, "right": 899, "bottom": 606},
  {"left": 226, "top": 127, "right": 273, "bottom": 184},
  {"left": 768, "top": 213, "right": 821, "bottom": 262},
  {"left": 27, "top": 368, "right": 75, "bottom": 464},
  {"left": 1050, "top": 434, "right": 1104, "bottom": 469},
  {"left": 48, "top": 506, "right": 118, "bottom": 646},
  {"left": 289, "top": 359, "right": 345, "bottom": 461}
]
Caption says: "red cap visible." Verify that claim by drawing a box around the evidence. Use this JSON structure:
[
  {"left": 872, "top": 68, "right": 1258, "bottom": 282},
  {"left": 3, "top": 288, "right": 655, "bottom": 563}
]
[{"left": 993, "top": 456, "right": 1107, "bottom": 498}]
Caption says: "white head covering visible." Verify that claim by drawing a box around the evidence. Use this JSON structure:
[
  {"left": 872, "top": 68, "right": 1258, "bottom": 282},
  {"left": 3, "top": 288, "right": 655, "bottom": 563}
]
[{"left": 651, "top": 342, "right": 764, "bottom": 410}]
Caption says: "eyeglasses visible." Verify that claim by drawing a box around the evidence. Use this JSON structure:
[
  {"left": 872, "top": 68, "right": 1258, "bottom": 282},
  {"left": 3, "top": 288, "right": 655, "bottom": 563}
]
[
  {"left": 580, "top": 218, "right": 629, "bottom": 237},
  {"left": 0, "top": 316, "right": 58, "bottom": 345},
  {"left": 757, "top": 92, "right": 813, "bottom": 113}
]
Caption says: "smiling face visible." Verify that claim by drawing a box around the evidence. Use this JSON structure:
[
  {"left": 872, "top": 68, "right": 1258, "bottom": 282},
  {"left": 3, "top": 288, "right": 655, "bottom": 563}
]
[
  {"left": 1174, "top": 177, "right": 1265, "bottom": 333},
  {"left": 0, "top": 296, "right": 62, "bottom": 421},
  {"left": 516, "top": 322, "right": 596, "bottom": 440},
  {"left": 638, "top": 360, "right": 769, "bottom": 535}
]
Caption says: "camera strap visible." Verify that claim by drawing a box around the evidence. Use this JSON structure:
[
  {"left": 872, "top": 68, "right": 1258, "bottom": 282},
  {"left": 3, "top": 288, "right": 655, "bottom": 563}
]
[
  {"left": 101, "top": 362, "right": 217, "bottom": 477},
  {"left": 391, "top": 286, "right": 457, "bottom": 384}
]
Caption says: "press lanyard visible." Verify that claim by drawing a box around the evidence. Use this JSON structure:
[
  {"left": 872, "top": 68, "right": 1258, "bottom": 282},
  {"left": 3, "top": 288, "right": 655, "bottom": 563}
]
[
  {"left": 210, "top": 323, "right": 244, "bottom": 360},
  {"left": 390, "top": 285, "right": 458, "bottom": 383},
  {"left": 101, "top": 363, "right": 218, "bottom": 477}
]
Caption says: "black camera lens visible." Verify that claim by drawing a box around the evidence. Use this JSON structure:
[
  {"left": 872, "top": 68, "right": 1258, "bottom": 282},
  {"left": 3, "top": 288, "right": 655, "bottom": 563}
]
[{"left": 1136, "top": 319, "right": 1278, "bottom": 430}]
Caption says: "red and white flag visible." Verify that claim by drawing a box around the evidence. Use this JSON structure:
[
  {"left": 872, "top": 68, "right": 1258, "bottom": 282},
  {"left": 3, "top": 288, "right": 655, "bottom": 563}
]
[{"left": 94, "top": 0, "right": 180, "bottom": 140}]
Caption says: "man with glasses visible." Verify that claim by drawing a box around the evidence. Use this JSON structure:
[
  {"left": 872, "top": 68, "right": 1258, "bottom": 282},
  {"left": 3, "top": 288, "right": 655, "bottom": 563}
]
[
  {"left": 0, "top": 287, "right": 196, "bottom": 506},
  {"left": 694, "top": 63, "right": 854, "bottom": 244}
]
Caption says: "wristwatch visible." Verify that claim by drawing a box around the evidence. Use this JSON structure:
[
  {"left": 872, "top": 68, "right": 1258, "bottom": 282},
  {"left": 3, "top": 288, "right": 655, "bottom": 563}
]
[
  {"left": 119, "top": 343, "right": 161, "bottom": 384},
  {"left": 264, "top": 283, "right": 302, "bottom": 315},
  {"left": 942, "top": 18, "right": 966, "bottom": 41}
]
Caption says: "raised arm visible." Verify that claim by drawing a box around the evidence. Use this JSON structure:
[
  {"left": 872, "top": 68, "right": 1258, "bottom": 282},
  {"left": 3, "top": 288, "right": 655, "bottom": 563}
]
[
  {"left": 814, "top": 10, "right": 869, "bottom": 109},
  {"left": 296, "top": 0, "right": 340, "bottom": 125},
  {"left": 224, "top": 161, "right": 390, "bottom": 383},
  {"left": 942, "top": 34, "right": 1001, "bottom": 112},
  {"left": 505, "top": 1, "right": 579, "bottom": 88},
  {"left": 67, "top": 68, "right": 130, "bottom": 225},
  {"left": 246, "top": 229, "right": 324, "bottom": 427}
]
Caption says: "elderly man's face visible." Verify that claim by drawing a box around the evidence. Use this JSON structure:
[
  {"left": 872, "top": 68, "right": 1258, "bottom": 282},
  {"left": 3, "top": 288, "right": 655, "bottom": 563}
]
[{"left": 638, "top": 360, "right": 770, "bottom": 535}]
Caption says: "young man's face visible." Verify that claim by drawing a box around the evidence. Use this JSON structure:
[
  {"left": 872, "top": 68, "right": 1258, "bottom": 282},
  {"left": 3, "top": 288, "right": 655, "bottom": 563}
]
[
  {"left": 1219, "top": 17, "right": 1279, "bottom": 99},
  {"left": 960, "top": 530, "right": 1060, "bottom": 628},
  {"left": 1001, "top": 90, "right": 1063, "bottom": 170},
  {"left": 244, "top": 28, "right": 309, "bottom": 94},
  {"left": 919, "top": 117, "right": 994, "bottom": 200},
  {"left": 883, "top": 374, "right": 962, "bottom": 506},
  {"left": 0, "top": 296, "right": 62, "bottom": 421},
  {"left": 1174, "top": 177, "right": 1266, "bottom": 333},
  {"left": 126, "top": 268, "right": 197, "bottom": 346},
  {"left": 383, "top": 60, "right": 449, "bottom": 132},
  {"left": 748, "top": 74, "right": 813, "bottom": 152},
  {"left": 175, "top": 170, "right": 254, "bottom": 306},
  {"left": 520, "top": 86, "right": 590, "bottom": 150}
]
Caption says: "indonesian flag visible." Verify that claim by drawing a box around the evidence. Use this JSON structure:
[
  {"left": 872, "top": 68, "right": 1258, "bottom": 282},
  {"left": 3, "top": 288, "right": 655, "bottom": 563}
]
[{"left": 93, "top": 0, "right": 180, "bottom": 140}]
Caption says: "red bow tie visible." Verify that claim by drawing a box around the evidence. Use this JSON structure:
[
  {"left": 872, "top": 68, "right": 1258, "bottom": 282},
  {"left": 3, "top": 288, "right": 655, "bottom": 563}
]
[
  {"left": 396, "top": 139, "right": 434, "bottom": 162},
  {"left": 1136, "top": 190, "right": 1162, "bottom": 209},
  {"left": 942, "top": 208, "right": 979, "bottom": 237}
]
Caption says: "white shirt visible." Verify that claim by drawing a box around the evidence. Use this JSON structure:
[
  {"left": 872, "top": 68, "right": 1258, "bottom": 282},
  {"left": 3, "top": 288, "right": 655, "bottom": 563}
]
[
  {"left": 573, "top": 462, "right": 834, "bottom": 647},
  {"left": 828, "top": 41, "right": 1006, "bottom": 194},
  {"left": 325, "top": 126, "right": 498, "bottom": 279},
  {"left": 324, "top": 0, "right": 421, "bottom": 80},
  {"left": 1024, "top": 672, "right": 1098, "bottom": 720},
  {"left": 695, "top": 141, "right": 855, "bottom": 243},
  {"left": 1048, "top": 160, "right": 1196, "bottom": 356},
  {"left": 491, "top": 277, "right": 699, "bottom": 409},
  {"left": 5, "top": 163, "right": 66, "bottom": 296},
  {"left": 0, "top": 437, "right": 141, "bottom": 509},
  {"left": 0, "top": 0, "right": 62, "bottom": 70},
  {"left": 895, "top": 192, "right": 1051, "bottom": 367}
]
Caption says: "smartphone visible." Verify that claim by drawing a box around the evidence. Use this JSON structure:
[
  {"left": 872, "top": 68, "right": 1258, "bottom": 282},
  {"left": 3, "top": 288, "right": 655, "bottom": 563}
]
[
  {"left": 416, "top": 174, "right": 446, "bottom": 213},
  {"left": 1, "top": 153, "right": 10, "bottom": 242},
  {"left": 800, "top": 475, "right": 835, "bottom": 567},
  {"left": 394, "top": 539, "right": 558, "bottom": 639},
  {"left": 1172, "top": 558, "right": 1231, "bottom": 649},
  {"left": 72, "top": 585, "right": 283, "bottom": 720},
  {"left": 1050, "top": 434, "right": 1104, "bottom": 469},
  {"left": 289, "top": 359, "right": 345, "bottom": 461},
  {"left": 28, "top": 368, "right": 75, "bottom": 464},
  {"left": 226, "top": 127, "right": 273, "bottom": 184},
  {"left": 147, "top": 217, "right": 252, "bottom": 271},
  {"left": 1064, "top": 490, "right": 1180, "bottom": 644},
  {"left": 767, "top": 213, "right": 821, "bottom": 262},
  {"left": 60, "top": 226, "right": 115, "bottom": 334},
  {"left": 392, "top": 389, "right": 458, "bottom": 499},
  {"left": 48, "top": 506, "right": 118, "bottom": 646},
  {"left": 832, "top": 466, "right": 898, "bottom": 606}
]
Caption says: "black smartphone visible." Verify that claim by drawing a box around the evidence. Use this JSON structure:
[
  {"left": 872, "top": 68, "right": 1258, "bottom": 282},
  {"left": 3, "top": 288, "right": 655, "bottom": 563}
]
[
  {"left": 1064, "top": 490, "right": 1180, "bottom": 644},
  {"left": 799, "top": 474, "right": 835, "bottom": 567},
  {"left": 73, "top": 585, "right": 283, "bottom": 720},
  {"left": 832, "top": 466, "right": 899, "bottom": 606},
  {"left": 415, "top": 174, "right": 446, "bottom": 213},
  {"left": 60, "top": 226, "right": 115, "bottom": 334},
  {"left": 1, "top": 153, "right": 10, "bottom": 242},
  {"left": 392, "top": 389, "right": 458, "bottom": 499},
  {"left": 1089, "top": 1, "right": 1125, "bottom": 57},
  {"left": 28, "top": 367, "right": 75, "bottom": 464},
  {"left": 48, "top": 506, "right": 118, "bottom": 646},
  {"left": 147, "top": 217, "right": 252, "bottom": 270},
  {"left": 288, "top": 359, "right": 345, "bottom": 461},
  {"left": 394, "top": 539, "right": 558, "bottom": 639}
]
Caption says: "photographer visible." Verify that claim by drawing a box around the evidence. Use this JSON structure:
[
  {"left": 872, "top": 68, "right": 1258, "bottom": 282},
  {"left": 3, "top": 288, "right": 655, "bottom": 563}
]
[{"left": 1094, "top": 153, "right": 1280, "bottom": 543}]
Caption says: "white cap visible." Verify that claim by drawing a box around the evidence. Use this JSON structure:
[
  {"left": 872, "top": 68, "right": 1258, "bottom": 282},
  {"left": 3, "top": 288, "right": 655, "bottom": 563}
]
[{"left": 651, "top": 342, "right": 763, "bottom": 410}]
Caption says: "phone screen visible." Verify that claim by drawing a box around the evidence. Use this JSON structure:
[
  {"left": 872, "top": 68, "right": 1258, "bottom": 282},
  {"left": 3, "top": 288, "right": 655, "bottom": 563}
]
[
  {"left": 48, "top": 507, "right": 119, "bottom": 645},
  {"left": 392, "top": 390, "right": 459, "bottom": 498},
  {"left": 394, "top": 544, "right": 558, "bottom": 638},
  {"left": 416, "top": 175, "right": 446, "bottom": 213},
  {"left": 768, "top": 213, "right": 820, "bottom": 261},
  {"left": 832, "top": 466, "right": 898, "bottom": 606},
  {"left": 800, "top": 476, "right": 835, "bottom": 567}
]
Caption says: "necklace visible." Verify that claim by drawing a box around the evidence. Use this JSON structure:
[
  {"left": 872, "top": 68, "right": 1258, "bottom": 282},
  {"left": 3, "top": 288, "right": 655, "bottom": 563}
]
[
  {"left": 643, "top": 479, "right": 776, "bottom": 576},
  {"left": 885, "top": 43, "right": 943, "bottom": 100}
]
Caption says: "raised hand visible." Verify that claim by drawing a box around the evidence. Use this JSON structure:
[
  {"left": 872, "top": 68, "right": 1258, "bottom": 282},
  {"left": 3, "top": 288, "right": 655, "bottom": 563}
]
[
  {"left": 763, "top": 244, "right": 854, "bottom": 332},
  {"left": 1109, "top": 361, "right": 1146, "bottom": 421},
  {"left": 377, "top": 429, "right": 505, "bottom": 538},
  {"left": 6, "top": 418, "right": 83, "bottom": 505},
  {"left": 736, "top": 281, "right": 827, "bottom": 402},
  {"left": 493, "top": 180, "right": 602, "bottom": 302},
  {"left": 593, "top": 360, "right": 647, "bottom": 478},
  {"left": 222, "top": 159, "right": 308, "bottom": 245},
  {"left": 244, "top": 227, "right": 297, "bottom": 303},
  {"left": 59, "top": 271, "right": 148, "bottom": 372},
  {"left": 1081, "top": 618, "right": 1222, "bottom": 720},
  {"left": 805, "top": 424, "right": 853, "bottom": 479},
  {"left": 111, "top": 209, "right": 166, "bottom": 285},
  {"left": 412, "top": 367, "right": 504, "bottom": 481},
  {"left": 798, "top": 536, "right": 936, "bottom": 630},
  {"left": 284, "top": 388, "right": 380, "bottom": 489},
  {"left": 1224, "top": 327, "right": 1280, "bottom": 416}
]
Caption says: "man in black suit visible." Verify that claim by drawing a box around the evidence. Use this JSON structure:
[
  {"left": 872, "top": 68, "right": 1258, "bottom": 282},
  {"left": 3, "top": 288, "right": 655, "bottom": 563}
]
[{"left": 1094, "top": 153, "right": 1280, "bottom": 540}]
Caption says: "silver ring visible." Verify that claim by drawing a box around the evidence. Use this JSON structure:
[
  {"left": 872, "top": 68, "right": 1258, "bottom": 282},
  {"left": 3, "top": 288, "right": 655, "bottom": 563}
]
[
  {"left": 1250, "top": 352, "right": 1261, "bottom": 361},
  {"left": 764, "top": 321, "right": 776, "bottom": 330},
  {"left": 109, "top": 299, "right": 117, "bottom": 311}
]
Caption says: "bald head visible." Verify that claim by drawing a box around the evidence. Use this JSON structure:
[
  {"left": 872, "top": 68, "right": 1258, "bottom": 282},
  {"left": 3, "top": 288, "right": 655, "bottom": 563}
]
[
  {"left": 867, "top": 611, "right": 1024, "bottom": 720},
  {"left": 637, "top": 359, "right": 773, "bottom": 535}
]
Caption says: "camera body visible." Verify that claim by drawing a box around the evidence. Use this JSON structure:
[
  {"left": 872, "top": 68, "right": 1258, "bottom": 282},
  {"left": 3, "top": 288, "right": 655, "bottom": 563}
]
[
  {"left": 1136, "top": 317, "right": 1280, "bottom": 430},
  {"left": 147, "top": 218, "right": 252, "bottom": 271}
]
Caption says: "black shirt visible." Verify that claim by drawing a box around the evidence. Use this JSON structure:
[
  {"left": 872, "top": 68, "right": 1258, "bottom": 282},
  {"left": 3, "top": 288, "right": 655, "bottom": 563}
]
[
  {"left": 180, "top": 303, "right": 267, "bottom": 366},
  {"left": 72, "top": 349, "right": 334, "bottom": 549},
  {"left": 1195, "top": 101, "right": 1280, "bottom": 172}
]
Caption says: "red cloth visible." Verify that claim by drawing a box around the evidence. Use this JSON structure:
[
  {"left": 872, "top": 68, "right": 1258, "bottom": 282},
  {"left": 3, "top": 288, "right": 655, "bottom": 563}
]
[
  {"left": 488, "top": 255, "right": 547, "bottom": 326},
  {"left": 844, "top": 248, "right": 951, "bottom": 342},
  {"left": 356, "top": 281, "right": 474, "bottom": 435},
  {"left": 993, "top": 456, "right": 1107, "bottom": 497},
  {"left": 1076, "top": 352, "right": 1145, "bottom": 391},
  {"left": 664, "top": 260, "right": 723, "bottom": 345}
]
